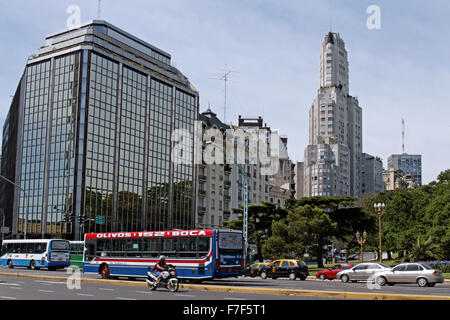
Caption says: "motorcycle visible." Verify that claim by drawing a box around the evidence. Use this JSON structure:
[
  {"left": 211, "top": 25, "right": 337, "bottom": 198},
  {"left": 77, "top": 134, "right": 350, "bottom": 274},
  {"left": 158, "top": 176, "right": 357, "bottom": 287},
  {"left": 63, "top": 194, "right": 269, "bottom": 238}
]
[{"left": 146, "top": 264, "right": 179, "bottom": 292}]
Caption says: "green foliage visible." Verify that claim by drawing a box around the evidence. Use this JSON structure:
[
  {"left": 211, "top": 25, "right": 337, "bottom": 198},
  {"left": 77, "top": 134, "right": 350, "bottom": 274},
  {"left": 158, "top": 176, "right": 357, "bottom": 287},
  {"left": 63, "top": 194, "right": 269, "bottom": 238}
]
[
  {"left": 403, "top": 235, "right": 443, "bottom": 262},
  {"left": 262, "top": 205, "right": 338, "bottom": 266}
]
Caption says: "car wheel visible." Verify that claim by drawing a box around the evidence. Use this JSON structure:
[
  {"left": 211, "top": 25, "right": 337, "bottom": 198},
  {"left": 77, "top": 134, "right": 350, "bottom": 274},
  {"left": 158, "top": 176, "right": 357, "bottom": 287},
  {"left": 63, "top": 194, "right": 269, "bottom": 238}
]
[
  {"left": 260, "top": 271, "right": 267, "bottom": 279},
  {"left": 341, "top": 274, "right": 349, "bottom": 283},
  {"left": 319, "top": 274, "right": 326, "bottom": 280},
  {"left": 417, "top": 277, "right": 428, "bottom": 287},
  {"left": 376, "top": 276, "right": 387, "bottom": 286},
  {"left": 299, "top": 275, "right": 307, "bottom": 281},
  {"left": 289, "top": 272, "right": 296, "bottom": 280}
]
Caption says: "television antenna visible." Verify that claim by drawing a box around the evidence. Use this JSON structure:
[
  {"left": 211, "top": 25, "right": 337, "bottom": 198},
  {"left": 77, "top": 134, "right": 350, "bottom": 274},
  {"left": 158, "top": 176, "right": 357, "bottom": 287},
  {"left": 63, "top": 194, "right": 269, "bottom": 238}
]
[
  {"left": 402, "top": 118, "right": 405, "bottom": 154},
  {"left": 98, "top": 0, "right": 102, "bottom": 19},
  {"left": 210, "top": 65, "right": 239, "bottom": 123}
]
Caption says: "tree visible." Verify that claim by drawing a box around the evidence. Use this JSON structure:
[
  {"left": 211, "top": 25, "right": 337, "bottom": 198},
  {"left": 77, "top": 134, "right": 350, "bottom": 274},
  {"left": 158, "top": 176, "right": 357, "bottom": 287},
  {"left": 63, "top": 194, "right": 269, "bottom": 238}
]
[
  {"left": 224, "top": 202, "right": 288, "bottom": 261},
  {"left": 403, "top": 235, "right": 443, "bottom": 262},
  {"left": 262, "top": 205, "right": 338, "bottom": 268}
]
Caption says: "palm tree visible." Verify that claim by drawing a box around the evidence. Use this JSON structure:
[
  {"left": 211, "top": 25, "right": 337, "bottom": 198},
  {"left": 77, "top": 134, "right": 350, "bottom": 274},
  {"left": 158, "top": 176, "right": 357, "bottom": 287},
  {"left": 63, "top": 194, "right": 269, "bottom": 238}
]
[{"left": 403, "top": 235, "right": 442, "bottom": 262}]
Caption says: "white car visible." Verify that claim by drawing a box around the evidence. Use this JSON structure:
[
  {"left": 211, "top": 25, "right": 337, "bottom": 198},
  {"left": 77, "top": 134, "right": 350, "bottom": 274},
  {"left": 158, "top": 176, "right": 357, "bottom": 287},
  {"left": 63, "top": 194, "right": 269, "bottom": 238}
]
[{"left": 336, "top": 262, "right": 392, "bottom": 283}]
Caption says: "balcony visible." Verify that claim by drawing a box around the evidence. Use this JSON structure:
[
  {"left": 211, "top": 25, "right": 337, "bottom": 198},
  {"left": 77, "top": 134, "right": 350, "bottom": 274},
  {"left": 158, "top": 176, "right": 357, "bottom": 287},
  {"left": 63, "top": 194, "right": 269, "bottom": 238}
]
[
  {"left": 224, "top": 195, "right": 231, "bottom": 202},
  {"left": 197, "top": 206, "right": 206, "bottom": 214},
  {"left": 224, "top": 180, "right": 231, "bottom": 188},
  {"left": 224, "top": 164, "right": 232, "bottom": 174},
  {"left": 198, "top": 174, "right": 207, "bottom": 181},
  {"left": 198, "top": 189, "right": 206, "bottom": 197}
]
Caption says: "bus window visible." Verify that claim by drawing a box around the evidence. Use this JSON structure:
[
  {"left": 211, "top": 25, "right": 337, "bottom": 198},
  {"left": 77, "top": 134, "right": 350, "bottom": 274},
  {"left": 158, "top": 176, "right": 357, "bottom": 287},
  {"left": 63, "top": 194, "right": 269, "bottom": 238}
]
[
  {"left": 34, "top": 243, "right": 45, "bottom": 254},
  {"left": 178, "top": 238, "right": 197, "bottom": 258},
  {"left": 198, "top": 237, "right": 210, "bottom": 258},
  {"left": 127, "top": 239, "right": 142, "bottom": 257},
  {"left": 96, "top": 239, "right": 111, "bottom": 257},
  {"left": 27, "top": 243, "right": 35, "bottom": 254},
  {"left": 161, "top": 238, "right": 175, "bottom": 257},
  {"left": 19, "top": 243, "right": 27, "bottom": 254},
  {"left": 111, "top": 239, "right": 126, "bottom": 257},
  {"left": 1, "top": 244, "right": 8, "bottom": 255},
  {"left": 142, "top": 238, "right": 159, "bottom": 258}
]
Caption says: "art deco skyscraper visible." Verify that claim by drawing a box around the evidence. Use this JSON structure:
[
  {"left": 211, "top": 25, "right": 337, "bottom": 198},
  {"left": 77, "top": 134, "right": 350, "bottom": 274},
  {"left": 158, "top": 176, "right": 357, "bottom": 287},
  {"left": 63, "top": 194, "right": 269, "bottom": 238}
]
[{"left": 302, "top": 32, "right": 362, "bottom": 198}]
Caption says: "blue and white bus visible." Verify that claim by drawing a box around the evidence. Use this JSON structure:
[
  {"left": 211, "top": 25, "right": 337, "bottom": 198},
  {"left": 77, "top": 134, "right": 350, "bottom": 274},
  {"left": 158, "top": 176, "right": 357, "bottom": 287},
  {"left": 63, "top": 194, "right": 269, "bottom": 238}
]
[
  {"left": 1, "top": 239, "right": 71, "bottom": 270},
  {"left": 83, "top": 229, "right": 244, "bottom": 281}
]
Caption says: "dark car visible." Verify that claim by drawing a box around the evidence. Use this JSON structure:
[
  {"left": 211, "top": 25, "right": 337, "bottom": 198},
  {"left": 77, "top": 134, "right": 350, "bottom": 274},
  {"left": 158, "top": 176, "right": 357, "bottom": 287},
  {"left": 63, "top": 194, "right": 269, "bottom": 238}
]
[
  {"left": 243, "top": 262, "right": 270, "bottom": 277},
  {"left": 260, "top": 259, "right": 309, "bottom": 280}
]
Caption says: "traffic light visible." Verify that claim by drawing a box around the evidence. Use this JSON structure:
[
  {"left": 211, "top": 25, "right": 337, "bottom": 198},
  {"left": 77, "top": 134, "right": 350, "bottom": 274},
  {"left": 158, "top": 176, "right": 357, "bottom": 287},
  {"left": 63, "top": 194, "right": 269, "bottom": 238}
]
[
  {"left": 64, "top": 213, "right": 74, "bottom": 223},
  {"left": 78, "top": 214, "right": 87, "bottom": 224}
]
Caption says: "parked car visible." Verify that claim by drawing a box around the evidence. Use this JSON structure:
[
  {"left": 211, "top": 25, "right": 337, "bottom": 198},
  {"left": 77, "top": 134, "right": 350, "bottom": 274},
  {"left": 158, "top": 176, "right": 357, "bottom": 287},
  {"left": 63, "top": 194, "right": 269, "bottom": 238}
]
[
  {"left": 260, "top": 259, "right": 309, "bottom": 280},
  {"left": 373, "top": 263, "right": 444, "bottom": 287},
  {"left": 336, "top": 262, "right": 391, "bottom": 283},
  {"left": 243, "top": 262, "right": 270, "bottom": 277},
  {"left": 316, "top": 263, "right": 353, "bottom": 280}
]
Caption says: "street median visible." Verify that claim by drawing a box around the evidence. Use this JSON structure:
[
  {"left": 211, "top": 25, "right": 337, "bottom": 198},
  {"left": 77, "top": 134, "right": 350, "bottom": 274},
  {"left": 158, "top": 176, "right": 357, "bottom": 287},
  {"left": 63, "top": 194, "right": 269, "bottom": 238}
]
[{"left": 0, "top": 272, "right": 449, "bottom": 300}]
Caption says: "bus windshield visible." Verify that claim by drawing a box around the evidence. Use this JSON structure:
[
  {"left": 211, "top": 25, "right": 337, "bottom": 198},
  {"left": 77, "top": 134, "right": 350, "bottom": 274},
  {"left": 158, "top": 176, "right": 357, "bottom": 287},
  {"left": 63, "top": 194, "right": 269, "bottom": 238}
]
[
  {"left": 218, "top": 232, "right": 242, "bottom": 250},
  {"left": 51, "top": 240, "right": 69, "bottom": 251}
]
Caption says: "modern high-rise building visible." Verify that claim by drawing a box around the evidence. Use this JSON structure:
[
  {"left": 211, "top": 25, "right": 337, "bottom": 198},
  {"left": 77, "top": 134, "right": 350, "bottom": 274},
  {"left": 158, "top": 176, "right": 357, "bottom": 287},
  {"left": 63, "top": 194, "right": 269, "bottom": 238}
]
[
  {"left": 302, "top": 32, "right": 362, "bottom": 198},
  {"left": 0, "top": 20, "right": 199, "bottom": 240},
  {"left": 387, "top": 154, "right": 422, "bottom": 186},
  {"left": 361, "top": 153, "right": 384, "bottom": 195}
]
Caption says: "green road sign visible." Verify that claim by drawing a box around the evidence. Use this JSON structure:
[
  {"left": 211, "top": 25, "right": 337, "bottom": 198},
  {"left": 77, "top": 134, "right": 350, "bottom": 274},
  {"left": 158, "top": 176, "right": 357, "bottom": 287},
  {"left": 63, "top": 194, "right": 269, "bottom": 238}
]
[{"left": 95, "top": 216, "right": 105, "bottom": 225}]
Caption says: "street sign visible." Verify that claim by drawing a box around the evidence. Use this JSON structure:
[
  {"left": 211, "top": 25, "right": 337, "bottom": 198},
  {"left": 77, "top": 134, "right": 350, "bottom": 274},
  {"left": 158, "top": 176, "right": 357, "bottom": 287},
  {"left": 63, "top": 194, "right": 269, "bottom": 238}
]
[{"left": 95, "top": 216, "right": 105, "bottom": 225}]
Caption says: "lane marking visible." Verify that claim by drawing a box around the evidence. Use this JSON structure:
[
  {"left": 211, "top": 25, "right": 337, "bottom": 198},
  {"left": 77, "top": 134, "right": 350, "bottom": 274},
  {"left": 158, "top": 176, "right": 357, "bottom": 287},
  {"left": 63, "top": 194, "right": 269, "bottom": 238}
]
[
  {"left": 38, "top": 290, "right": 54, "bottom": 293},
  {"left": 116, "top": 297, "right": 137, "bottom": 300},
  {"left": 77, "top": 293, "right": 94, "bottom": 297},
  {"left": 136, "top": 290, "right": 153, "bottom": 294},
  {"left": 0, "top": 296, "right": 16, "bottom": 300},
  {"left": 0, "top": 283, "right": 20, "bottom": 286},
  {"left": 224, "top": 297, "right": 246, "bottom": 300},
  {"left": 175, "top": 294, "right": 195, "bottom": 297},
  {"left": 35, "top": 280, "right": 64, "bottom": 284},
  {"left": 99, "top": 288, "right": 114, "bottom": 291}
]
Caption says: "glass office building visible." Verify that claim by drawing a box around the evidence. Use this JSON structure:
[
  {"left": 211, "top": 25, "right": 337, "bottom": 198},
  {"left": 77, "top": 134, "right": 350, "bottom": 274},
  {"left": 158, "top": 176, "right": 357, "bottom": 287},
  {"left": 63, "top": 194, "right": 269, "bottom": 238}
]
[
  {"left": 0, "top": 21, "right": 198, "bottom": 240},
  {"left": 387, "top": 154, "right": 422, "bottom": 186}
]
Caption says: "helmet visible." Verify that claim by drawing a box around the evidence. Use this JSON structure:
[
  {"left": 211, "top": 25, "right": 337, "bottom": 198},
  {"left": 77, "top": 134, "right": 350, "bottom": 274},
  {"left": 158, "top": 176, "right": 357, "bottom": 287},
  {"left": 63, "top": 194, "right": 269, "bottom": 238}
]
[{"left": 159, "top": 255, "right": 166, "bottom": 260}]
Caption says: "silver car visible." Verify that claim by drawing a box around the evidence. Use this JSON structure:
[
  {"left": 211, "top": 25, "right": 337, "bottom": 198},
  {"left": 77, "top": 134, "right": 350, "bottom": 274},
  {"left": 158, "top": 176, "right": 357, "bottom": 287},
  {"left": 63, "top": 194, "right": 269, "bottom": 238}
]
[
  {"left": 374, "top": 263, "right": 444, "bottom": 287},
  {"left": 337, "top": 262, "right": 392, "bottom": 283}
]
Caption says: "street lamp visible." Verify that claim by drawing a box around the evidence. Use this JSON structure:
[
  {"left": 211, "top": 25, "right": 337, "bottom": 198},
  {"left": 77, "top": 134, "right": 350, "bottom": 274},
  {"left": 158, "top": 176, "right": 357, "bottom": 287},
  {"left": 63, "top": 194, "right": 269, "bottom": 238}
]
[
  {"left": 356, "top": 230, "right": 367, "bottom": 262},
  {"left": 373, "top": 202, "right": 385, "bottom": 263},
  {"left": 205, "top": 140, "right": 248, "bottom": 263}
]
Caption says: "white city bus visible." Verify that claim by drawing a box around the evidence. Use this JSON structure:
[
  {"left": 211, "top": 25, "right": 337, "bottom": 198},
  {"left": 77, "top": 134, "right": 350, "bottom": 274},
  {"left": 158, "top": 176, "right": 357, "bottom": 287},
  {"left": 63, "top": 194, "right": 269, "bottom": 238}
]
[{"left": 1, "top": 239, "right": 70, "bottom": 270}]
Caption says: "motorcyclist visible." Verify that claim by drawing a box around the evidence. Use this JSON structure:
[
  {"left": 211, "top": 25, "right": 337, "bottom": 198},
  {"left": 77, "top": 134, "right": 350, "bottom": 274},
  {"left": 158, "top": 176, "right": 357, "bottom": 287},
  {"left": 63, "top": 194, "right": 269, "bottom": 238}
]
[{"left": 154, "top": 255, "right": 168, "bottom": 285}]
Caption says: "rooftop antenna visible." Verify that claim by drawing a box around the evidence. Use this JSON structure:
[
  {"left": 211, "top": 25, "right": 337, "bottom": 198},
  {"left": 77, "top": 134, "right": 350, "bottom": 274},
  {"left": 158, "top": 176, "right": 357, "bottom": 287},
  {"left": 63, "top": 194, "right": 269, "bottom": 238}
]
[
  {"left": 402, "top": 118, "right": 405, "bottom": 154},
  {"left": 211, "top": 65, "right": 239, "bottom": 123},
  {"left": 329, "top": 0, "right": 334, "bottom": 31},
  {"left": 98, "top": 0, "right": 102, "bottom": 19}
]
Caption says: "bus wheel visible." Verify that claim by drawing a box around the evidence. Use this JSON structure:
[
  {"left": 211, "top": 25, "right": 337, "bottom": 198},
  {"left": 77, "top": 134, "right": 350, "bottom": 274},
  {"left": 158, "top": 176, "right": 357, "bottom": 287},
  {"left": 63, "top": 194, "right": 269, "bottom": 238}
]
[
  {"left": 101, "top": 264, "right": 110, "bottom": 279},
  {"left": 30, "top": 260, "right": 37, "bottom": 270},
  {"left": 7, "top": 260, "right": 13, "bottom": 269}
]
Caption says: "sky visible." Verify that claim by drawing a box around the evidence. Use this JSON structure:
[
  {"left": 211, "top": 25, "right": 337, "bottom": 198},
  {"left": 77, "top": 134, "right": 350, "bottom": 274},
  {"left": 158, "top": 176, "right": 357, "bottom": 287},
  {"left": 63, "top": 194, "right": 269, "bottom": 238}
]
[{"left": 0, "top": 0, "right": 449, "bottom": 184}]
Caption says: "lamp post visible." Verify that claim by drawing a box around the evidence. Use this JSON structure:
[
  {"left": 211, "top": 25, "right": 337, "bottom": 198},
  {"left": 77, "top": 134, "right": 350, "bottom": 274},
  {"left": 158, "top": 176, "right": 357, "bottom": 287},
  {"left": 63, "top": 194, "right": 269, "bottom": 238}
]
[
  {"left": 205, "top": 140, "right": 248, "bottom": 263},
  {"left": 356, "top": 230, "right": 367, "bottom": 262},
  {"left": 373, "top": 203, "right": 385, "bottom": 263}
]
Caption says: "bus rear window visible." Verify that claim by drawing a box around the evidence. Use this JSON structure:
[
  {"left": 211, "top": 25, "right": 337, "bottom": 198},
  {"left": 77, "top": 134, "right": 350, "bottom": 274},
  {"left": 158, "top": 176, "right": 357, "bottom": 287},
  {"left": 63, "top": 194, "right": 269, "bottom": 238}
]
[
  {"left": 51, "top": 241, "right": 69, "bottom": 250},
  {"left": 218, "top": 232, "right": 242, "bottom": 250}
]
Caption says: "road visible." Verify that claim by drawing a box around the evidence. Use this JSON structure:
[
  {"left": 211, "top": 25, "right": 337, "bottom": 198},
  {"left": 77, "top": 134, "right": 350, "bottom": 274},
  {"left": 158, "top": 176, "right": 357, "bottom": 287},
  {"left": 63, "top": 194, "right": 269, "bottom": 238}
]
[
  {"left": 0, "top": 275, "right": 343, "bottom": 300},
  {"left": 0, "top": 266, "right": 449, "bottom": 299}
]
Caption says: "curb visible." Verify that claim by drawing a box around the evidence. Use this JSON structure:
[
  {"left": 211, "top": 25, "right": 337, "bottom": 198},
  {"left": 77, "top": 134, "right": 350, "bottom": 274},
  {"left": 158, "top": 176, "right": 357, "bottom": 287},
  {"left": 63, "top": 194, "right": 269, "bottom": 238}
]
[{"left": 0, "top": 272, "right": 449, "bottom": 300}]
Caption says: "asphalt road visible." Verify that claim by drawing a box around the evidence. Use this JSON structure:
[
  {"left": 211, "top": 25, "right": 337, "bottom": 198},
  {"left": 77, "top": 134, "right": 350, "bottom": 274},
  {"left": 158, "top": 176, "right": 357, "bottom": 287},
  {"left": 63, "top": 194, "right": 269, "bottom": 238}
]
[
  {"left": 0, "top": 266, "right": 449, "bottom": 298},
  {"left": 0, "top": 275, "right": 343, "bottom": 300}
]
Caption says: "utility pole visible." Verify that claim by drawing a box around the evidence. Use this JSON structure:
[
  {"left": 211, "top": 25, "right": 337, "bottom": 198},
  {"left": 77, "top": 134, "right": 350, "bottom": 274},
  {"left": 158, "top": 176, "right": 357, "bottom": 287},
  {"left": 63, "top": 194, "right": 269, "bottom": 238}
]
[{"left": 402, "top": 118, "right": 405, "bottom": 154}]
